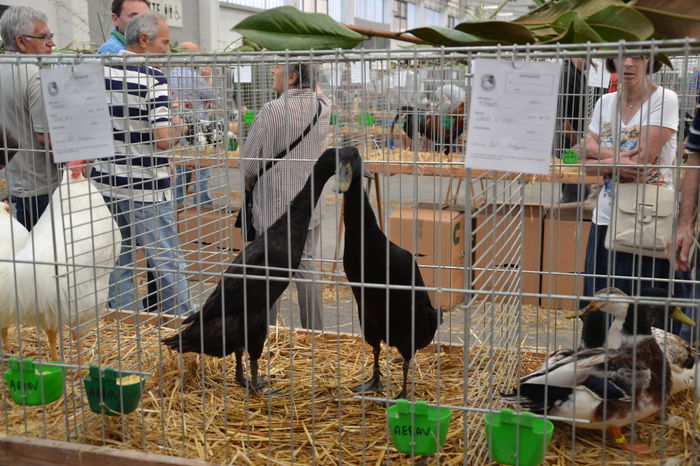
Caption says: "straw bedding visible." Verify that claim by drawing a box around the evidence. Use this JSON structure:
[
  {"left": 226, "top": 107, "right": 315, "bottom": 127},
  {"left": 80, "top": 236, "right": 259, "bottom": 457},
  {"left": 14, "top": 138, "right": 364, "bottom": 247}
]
[{"left": 1, "top": 316, "right": 699, "bottom": 465}]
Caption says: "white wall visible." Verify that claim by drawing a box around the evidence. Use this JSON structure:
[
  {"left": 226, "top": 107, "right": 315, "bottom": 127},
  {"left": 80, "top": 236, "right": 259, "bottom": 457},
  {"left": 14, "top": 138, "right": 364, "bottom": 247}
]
[{"left": 217, "top": 4, "right": 255, "bottom": 51}]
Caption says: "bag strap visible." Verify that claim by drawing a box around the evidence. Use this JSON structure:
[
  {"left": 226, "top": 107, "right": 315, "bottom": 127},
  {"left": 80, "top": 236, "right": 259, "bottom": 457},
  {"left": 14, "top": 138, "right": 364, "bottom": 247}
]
[{"left": 251, "top": 99, "right": 322, "bottom": 188}]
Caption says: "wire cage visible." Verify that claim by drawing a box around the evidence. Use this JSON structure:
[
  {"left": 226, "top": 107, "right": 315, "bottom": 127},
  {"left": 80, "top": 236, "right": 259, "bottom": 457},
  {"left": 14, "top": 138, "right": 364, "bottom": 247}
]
[{"left": 0, "top": 38, "right": 700, "bottom": 465}]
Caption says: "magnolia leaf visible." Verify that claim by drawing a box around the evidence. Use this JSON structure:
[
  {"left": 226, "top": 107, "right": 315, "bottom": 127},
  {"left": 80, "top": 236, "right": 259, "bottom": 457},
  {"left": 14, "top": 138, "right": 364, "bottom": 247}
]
[
  {"left": 543, "top": 11, "right": 604, "bottom": 44},
  {"left": 406, "top": 26, "right": 494, "bottom": 46},
  {"left": 455, "top": 21, "right": 535, "bottom": 44},
  {"left": 231, "top": 6, "right": 366, "bottom": 51},
  {"left": 515, "top": 0, "right": 624, "bottom": 26},
  {"left": 630, "top": 0, "right": 700, "bottom": 39},
  {"left": 586, "top": 5, "right": 654, "bottom": 42}
]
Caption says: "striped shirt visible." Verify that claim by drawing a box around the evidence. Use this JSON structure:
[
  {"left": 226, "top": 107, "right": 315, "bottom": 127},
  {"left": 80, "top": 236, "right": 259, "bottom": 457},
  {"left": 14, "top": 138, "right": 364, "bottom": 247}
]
[
  {"left": 91, "top": 51, "right": 173, "bottom": 203},
  {"left": 240, "top": 89, "right": 331, "bottom": 233},
  {"left": 688, "top": 94, "right": 700, "bottom": 153}
]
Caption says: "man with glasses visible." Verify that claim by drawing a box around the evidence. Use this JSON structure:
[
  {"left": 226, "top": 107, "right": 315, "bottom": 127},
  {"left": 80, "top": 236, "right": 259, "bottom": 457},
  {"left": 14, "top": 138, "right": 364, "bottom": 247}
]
[
  {"left": 98, "top": 0, "right": 150, "bottom": 55},
  {"left": 0, "top": 6, "right": 59, "bottom": 229}
]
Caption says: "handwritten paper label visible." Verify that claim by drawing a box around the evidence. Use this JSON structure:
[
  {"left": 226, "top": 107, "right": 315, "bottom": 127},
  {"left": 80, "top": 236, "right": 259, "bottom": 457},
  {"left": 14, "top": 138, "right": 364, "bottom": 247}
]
[
  {"left": 466, "top": 59, "right": 561, "bottom": 175},
  {"left": 588, "top": 58, "right": 611, "bottom": 88},
  {"left": 351, "top": 62, "right": 369, "bottom": 84},
  {"left": 40, "top": 63, "right": 114, "bottom": 163},
  {"left": 233, "top": 65, "right": 252, "bottom": 83}
]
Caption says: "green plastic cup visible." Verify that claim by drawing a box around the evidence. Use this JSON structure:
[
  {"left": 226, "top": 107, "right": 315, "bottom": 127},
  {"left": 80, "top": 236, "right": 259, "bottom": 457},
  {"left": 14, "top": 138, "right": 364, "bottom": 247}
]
[
  {"left": 83, "top": 366, "right": 145, "bottom": 416},
  {"left": 387, "top": 399, "right": 451, "bottom": 455},
  {"left": 358, "top": 112, "right": 375, "bottom": 126},
  {"left": 484, "top": 408, "right": 554, "bottom": 466},
  {"left": 4, "top": 358, "right": 64, "bottom": 405},
  {"left": 243, "top": 110, "right": 256, "bottom": 125},
  {"left": 562, "top": 148, "right": 579, "bottom": 164}
]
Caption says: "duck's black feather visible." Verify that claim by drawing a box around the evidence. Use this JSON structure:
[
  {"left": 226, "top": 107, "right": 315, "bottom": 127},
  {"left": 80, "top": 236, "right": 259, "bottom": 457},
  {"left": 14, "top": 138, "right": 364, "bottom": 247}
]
[
  {"left": 342, "top": 158, "right": 440, "bottom": 397},
  {"left": 163, "top": 147, "right": 359, "bottom": 387}
]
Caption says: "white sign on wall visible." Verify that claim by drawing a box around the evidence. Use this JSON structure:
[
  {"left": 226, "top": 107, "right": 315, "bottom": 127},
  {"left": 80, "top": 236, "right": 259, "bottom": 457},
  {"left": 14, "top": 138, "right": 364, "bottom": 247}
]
[{"left": 150, "top": 0, "right": 183, "bottom": 28}]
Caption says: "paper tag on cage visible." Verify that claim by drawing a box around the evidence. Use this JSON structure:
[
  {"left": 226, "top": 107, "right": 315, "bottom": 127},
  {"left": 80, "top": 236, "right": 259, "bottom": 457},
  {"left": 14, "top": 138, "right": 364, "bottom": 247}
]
[
  {"left": 233, "top": 66, "right": 252, "bottom": 83},
  {"left": 587, "top": 58, "right": 612, "bottom": 88},
  {"left": 39, "top": 63, "right": 114, "bottom": 163},
  {"left": 466, "top": 59, "right": 561, "bottom": 175}
]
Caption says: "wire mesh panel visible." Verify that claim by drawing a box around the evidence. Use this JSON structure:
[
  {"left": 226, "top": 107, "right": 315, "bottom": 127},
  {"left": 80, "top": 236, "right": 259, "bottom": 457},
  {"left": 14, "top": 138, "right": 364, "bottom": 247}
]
[{"left": 0, "top": 39, "right": 699, "bottom": 465}]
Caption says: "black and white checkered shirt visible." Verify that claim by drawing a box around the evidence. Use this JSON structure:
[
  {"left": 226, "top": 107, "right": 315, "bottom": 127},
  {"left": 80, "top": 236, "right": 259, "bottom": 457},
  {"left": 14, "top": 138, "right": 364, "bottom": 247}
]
[{"left": 240, "top": 89, "right": 331, "bottom": 233}]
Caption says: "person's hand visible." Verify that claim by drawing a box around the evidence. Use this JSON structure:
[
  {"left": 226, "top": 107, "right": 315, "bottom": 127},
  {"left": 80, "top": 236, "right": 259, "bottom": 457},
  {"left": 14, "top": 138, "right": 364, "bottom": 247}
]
[
  {"left": 617, "top": 149, "right": 642, "bottom": 180},
  {"left": 584, "top": 155, "right": 615, "bottom": 176},
  {"left": 668, "top": 222, "right": 696, "bottom": 272}
]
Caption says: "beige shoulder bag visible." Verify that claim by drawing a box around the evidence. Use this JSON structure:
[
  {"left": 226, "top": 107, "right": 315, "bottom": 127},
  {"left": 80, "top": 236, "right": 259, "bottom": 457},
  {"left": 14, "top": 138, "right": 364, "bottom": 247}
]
[{"left": 603, "top": 94, "right": 676, "bottom": 258}]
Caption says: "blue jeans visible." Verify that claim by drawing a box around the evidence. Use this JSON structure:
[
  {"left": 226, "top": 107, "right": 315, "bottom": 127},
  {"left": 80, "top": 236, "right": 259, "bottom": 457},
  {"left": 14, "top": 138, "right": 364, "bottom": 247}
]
[
  {"left": 174, "top": 166, "right": 212, "bottom": 206},
  {"left": 11, "top": 194, "right": 50, "bottom": 231},
  {"left": 105, "top": 197, "right": 193, "bottom": 316},
  {"left": 584, "top": 222, "right": 694, "bottom": 341}
]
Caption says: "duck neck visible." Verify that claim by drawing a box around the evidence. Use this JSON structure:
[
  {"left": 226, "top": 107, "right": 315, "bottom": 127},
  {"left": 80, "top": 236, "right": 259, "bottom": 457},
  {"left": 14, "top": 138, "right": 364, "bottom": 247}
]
[
  {"left": 283, "top": 154, "right": 335, "bottom": 244},
  {"left": 621, "top": 306, "right": 652, "bottom": 342},
  {"left": 343, "top": 175, "right": 380, "bottom": 236},
  {"left": 580, "top": 310, "right": 607, "bottom": 349}
]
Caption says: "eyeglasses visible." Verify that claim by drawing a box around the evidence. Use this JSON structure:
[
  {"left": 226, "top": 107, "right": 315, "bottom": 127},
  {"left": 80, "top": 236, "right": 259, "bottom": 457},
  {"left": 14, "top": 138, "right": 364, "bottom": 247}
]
[{"left": 21, "top": 32, "right": 54, "bottom": 42}]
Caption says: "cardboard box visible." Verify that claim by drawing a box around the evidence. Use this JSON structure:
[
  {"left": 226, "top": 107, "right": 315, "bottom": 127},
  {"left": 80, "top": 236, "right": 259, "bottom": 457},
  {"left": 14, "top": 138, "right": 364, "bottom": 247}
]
[
  {"left": 473, "top": 203, "right": 546, "bottom": 306},
  {"left": 540, "top": 206, "right": 591, "bottom": 311},
  {"left": 389, "top": 207, "right": 466, "bottom": 310}
]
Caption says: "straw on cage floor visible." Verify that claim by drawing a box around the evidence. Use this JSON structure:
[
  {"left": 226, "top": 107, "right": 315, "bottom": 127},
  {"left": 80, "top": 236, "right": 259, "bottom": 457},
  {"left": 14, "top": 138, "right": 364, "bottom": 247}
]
[{"left": 1, "top": 318, "right": 699, "bottom": 465}]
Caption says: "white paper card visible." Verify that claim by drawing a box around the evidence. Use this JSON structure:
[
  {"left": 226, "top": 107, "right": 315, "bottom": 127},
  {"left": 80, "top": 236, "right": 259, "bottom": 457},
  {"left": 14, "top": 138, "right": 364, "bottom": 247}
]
[
  {"left": 40, "top": 63, "right": 114, "bottom": 163},
  {"left": 587, "top": 58, "right": 611, "bottom": 88},
  {"left": 466, "top": 59, "right": 561, "bottom": 175},
  {"left": 233, "top": 65, "right": 252, "bottom": 83},
  {"left": 351, "top": 62, "right": 369, "bottom": 84}
]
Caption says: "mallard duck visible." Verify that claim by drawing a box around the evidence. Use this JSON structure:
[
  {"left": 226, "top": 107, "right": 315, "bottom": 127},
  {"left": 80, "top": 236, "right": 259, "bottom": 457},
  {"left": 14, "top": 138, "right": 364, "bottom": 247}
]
[
  {"left": 538, "top": 298, "right": 608, "bottom": 371},
  {"left": 503, "top": 292, "right": 670, "bottom": 452},
  {"left": 590, "top": 287, "right": 696, "bottom": 396}
]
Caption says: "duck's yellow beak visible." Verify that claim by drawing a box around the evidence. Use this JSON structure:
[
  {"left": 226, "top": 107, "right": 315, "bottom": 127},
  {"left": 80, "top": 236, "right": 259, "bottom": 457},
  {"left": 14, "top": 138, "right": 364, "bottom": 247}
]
[
  {"left": 335, "top": 162, "right": 352, "bottom": 193},
  {"left": 566, "top": 301, "right": 600, "bottom": 319},
  {"left": 670, "top": 306, "right": 695, "bottom": 327}
]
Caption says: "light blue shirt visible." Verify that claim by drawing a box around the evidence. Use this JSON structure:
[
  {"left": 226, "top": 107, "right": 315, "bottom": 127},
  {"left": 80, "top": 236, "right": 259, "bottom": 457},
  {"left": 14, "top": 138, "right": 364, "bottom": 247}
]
[{"left": 97, "top": 28, "right": 126, "bottom": 55}]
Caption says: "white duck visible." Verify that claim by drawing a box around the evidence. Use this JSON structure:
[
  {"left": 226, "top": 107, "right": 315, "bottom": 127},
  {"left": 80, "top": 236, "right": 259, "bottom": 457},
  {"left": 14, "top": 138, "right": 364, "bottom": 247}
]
[
  {"left": 0, "top": 200, "right": 30, "bottom": 352},
  {"left": 10, "top": 161, "right": 121, "bottom": 360}
]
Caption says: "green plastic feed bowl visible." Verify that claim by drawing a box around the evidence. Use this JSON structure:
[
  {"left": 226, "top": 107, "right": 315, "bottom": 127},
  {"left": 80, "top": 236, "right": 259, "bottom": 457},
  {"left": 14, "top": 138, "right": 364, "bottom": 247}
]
[
  {"left": 388, "top": 400, "right": 451, "bottom": 455},
  {"left": 358, "top": 112, "right": 375, "bottom": 126},
  {"left": 562, "top": 148, "right": 579, "bottom": 164},
  {"left": 484, "top": 408, "right": 554, "bottom": 466},
  {"left": 4, "top": 358, "right": 64, "bottom": 405},
  {"left": 83, "top": 366, "right": 145, "bottom": 416},
  {"left": 243, "top": 110, "right": 255, "bottom": 125}
]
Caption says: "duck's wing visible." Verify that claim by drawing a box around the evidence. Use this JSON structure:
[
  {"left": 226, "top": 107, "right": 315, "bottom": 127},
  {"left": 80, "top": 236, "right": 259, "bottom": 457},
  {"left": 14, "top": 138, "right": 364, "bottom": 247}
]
[
  {"left": 653, "top": 327, "right": 695, "bottom": 370},
  {"left": 521, "top": 349, "right": 650, "bottom": 400}
]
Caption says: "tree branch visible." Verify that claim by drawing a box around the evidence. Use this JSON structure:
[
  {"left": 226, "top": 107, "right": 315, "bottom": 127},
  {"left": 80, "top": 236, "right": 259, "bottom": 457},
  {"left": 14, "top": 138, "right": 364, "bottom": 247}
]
[{"left": 343, "top": 24, "right": 428, "bottom": 45}]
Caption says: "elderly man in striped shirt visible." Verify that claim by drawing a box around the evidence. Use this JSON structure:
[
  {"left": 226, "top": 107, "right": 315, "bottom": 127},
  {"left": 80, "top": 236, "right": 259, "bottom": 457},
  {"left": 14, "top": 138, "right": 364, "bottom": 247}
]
[{"left": 92, "top": 11, "right": 192, "bottom": 316}]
